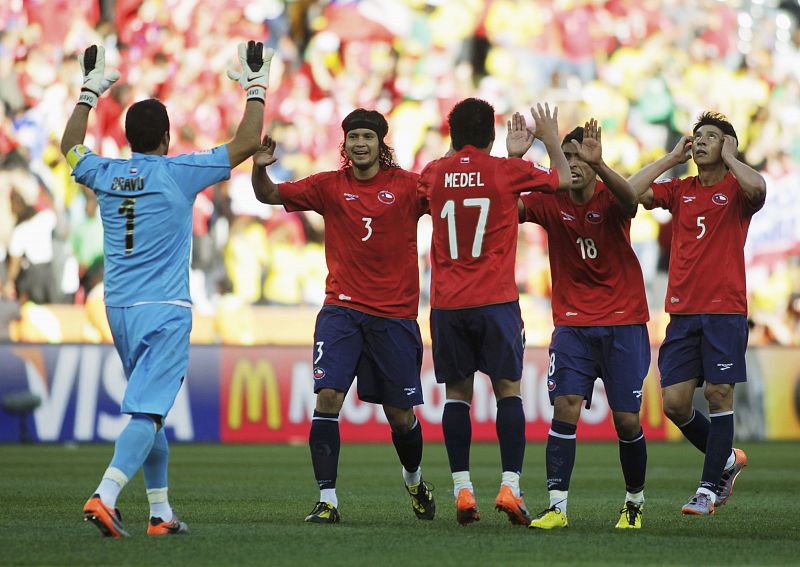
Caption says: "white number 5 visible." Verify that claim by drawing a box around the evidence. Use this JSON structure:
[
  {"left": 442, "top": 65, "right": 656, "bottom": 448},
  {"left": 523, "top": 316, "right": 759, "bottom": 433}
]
[
  {"left": 361, "top": 217, "right": 373, "bottom": 241},
  {"left": 696, "top": 216, "right": 706, "bottom": 240}
]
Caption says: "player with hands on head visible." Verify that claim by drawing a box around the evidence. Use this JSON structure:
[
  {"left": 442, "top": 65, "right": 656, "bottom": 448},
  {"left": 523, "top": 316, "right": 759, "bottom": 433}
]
[
  {"left": 515, "top": 119, "right": 649, "bottom": 530},
  {"left": 251, "top": 109, "right": 434, "bottom": 525},
  {"left": 418, "top": 98, "right": 570, "bottom": 527},
  {"left": 62, "top": 41, "right": 271, "bottom": 538},
  {"left": 629, "top": 111, "right": 766, "bottom": 516}
]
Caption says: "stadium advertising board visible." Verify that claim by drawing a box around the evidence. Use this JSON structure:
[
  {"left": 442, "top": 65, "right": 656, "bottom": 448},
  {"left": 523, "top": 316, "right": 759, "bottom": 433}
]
[
  {"left": 5, "top": 344, "right": 799, "bottom": 443},
  {"left": 0, "top": 344, "right": 219, "bottom": 443},
  {"left": 219, "top": 346, "right": 669, "bottom": 442}
]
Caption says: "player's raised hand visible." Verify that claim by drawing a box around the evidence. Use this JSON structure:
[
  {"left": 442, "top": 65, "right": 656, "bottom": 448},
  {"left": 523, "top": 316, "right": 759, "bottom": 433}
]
[
  {"left": 669, "top": 135, "right": 693, "bottom": 164},
  {"left": 530, "top": 103, "right": 560, "bottom": 146},
  {"left": 506, "top": 112, "right": 534, "bottom": 158},
  {"left": 721, "top": 134, "right": 739, "bottom": 161},
  {"left": 573, "top": 118, "right": 602, "bottom": 166},
  {"left": 78, "top": 45, "right": 120, "bottom": 108},
  {"left": 227, "top": 41, "right": 274, "bottom": 102},
  {"left": 253, "top": 135, "right": 278, "bottom": 167}
]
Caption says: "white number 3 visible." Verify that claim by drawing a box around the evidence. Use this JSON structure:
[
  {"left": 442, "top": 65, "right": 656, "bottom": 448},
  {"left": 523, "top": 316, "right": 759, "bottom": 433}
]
[{"left": 361, "top": 217, "right": 373, "bottom": 241}]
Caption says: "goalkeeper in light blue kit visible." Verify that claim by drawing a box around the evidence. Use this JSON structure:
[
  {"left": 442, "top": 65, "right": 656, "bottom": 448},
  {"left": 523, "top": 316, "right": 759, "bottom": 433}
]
[{"left": 61, "top": 41, "right": 273, "bottom": 537}]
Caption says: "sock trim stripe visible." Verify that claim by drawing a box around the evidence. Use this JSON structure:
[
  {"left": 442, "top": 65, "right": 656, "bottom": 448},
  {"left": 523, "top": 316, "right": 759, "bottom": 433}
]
[
  {"left": 619, "top": 433, "right": 644, "bottom": 444},
  {"left": 677, "top": 409, "right": 696, "bottom": 428},
  {"left": 445, "top": 399, "right": 471, "bottom": 407},
  {"left": 710, "top": 411, "right": 734, "bottom": 418},
  {"left": 548, "top": 429, "right": 577, "bottom": 440},
  {"left": 312, "top": 416, "right": 339, "bottom": 422},
  {"left": 103, "top": 466, "right": 130, "bottom": 487}
]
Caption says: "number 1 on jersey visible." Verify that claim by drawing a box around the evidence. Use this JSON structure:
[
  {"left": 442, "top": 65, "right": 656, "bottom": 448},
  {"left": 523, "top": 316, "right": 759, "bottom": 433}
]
[
  {"left": 118, "top": 198, "right": 136, "bottom": 254},
  {"left": 441, "top": 197, "right": 491, "bottom": 260}
]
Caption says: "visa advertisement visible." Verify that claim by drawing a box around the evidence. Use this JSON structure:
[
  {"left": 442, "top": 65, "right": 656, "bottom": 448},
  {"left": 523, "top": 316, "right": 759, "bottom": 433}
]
[{"left": 1, "top": 344, "right": 796, "bottom": 443}]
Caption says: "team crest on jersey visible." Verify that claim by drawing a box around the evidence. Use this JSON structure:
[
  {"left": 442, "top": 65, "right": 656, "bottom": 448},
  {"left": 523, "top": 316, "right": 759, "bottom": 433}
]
[
  {"left": 378, "top": 190, "right": 396, "bottom": 204},
  {"left": 313, "top": 367, "right": 326, "bottom": 380},
  {"left": 560, "top": 211, "right": 575, "bottom": 222},
  {"left": 712, "top": 193, "right": 729, "bottom": 206},
  {"left": 585, "top": 210, "right": 602, "bottom": 224},
  {"left": 547, "top": 378, "right": 556, "bottom": 391}
]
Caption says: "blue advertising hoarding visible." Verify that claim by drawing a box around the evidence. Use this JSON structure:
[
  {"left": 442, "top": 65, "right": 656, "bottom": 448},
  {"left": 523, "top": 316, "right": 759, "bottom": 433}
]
[{"left": 0, "top": 344, "right": 220, "bottom": 442}]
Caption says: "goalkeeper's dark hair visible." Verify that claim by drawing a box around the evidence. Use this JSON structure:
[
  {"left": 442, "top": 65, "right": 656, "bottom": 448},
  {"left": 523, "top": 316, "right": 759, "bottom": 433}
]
[
  {"left": 693, "top": 111, "right": 737, "bottom": 142},
  {"left": 448, "top": 98, "right": 495, "bottom": 151},
  {"left": 125, "top": 99, "right": 170, "bottom": 153}
]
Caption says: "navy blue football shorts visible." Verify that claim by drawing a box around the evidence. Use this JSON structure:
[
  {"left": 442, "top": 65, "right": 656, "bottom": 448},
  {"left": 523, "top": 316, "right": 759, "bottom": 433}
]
[
  {"left": 547, "top": 324, "right": 650, "bottom": 412},
  {"left": 311, "top": 305, "right": 423, "bottom": 408},
  {"left": 107, "top": 303, "right": 192, "bottom": 418},
  {"left": 430, "top": 301, "right": 525, "bottom": 384},
  {"left": 658, "top": 314, "right": 748, "bottom": 388}
]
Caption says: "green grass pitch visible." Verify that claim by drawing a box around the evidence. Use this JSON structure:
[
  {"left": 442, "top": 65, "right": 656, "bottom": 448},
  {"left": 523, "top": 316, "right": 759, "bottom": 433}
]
[{"left": 1, "top": 442, "right": 799, "bottom": 566}]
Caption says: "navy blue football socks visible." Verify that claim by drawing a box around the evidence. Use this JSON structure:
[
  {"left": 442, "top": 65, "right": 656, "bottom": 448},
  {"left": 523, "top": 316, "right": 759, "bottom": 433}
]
[
  {"left": 700, "top": 411, "right": 734, "bottom": 494},
  {"left": 309, "top": 410, "right": 341, "bottom": 490},
  {"left": 391, "top": 418, "right": 423, "bottom": 474},
  {"left": 442, "top": 401, "right": 472, "bottom": 473},
  {"left": 545, "top": 419, "right": 577, "bottom": 491},
  {"left": 496, "top": 396, "right": 526, "bottom": 474},
  {"left": 618, "top": 429, "right": 647, "bottom": 494},
  {"left": 678, "top": 409, "right": 710, "bottom": 453}
]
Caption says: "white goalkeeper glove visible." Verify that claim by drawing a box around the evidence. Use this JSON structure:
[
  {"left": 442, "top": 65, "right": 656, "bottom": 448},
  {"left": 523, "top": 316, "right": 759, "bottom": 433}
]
[
  {"left": 78, "top": 45, "right": 120, "bottom": 108},
  {"left": 226, "top": 40, "right": 274, "bottom": 103}
]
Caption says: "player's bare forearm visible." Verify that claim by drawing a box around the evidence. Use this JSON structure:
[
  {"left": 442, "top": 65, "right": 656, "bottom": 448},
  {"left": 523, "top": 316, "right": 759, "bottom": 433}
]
[
  {"left": 227, "top": 100, "right": 264, "bottom": 169},
  {"left": 629, "top": 154, "right": 679, "bottom": 208},
  {"left": 60, "top": 104, "right": 91, "bottom": 157},
  {"left": 5, "top": 255, "right": 21, "bottom": 292},
  {"left": 723, "top": 154, "right": 767, "bottom": 205},
  {"left": 251, "top": 164, "right": 282, "bottom": 205},
  {"left": 543, "top": 138, "right": 571, "bottom": 191},
  {"left": 592, "top": 160, "right": 637, "bottom": 214}
]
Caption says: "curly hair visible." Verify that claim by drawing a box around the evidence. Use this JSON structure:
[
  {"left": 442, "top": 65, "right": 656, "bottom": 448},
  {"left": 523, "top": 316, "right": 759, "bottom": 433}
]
[{"left": 339, "top": 141, "right": 399, "bottom": 169}]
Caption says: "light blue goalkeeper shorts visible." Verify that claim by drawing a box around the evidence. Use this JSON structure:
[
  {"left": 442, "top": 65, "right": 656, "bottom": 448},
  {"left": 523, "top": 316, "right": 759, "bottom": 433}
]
[{"left": 106, "top": 303, "right": 192, "bottom": 417}]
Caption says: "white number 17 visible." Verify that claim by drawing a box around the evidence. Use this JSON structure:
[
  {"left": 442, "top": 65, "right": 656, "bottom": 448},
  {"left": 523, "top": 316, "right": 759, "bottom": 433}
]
[{"left": 441, "top": 197, "right": 491, "bottom": 260}]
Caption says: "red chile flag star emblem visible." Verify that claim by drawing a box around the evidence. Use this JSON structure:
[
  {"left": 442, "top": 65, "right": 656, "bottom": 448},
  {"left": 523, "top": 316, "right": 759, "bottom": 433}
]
[
  {"left": 585, "top": 210, "right": 602, "bottom": 223},
  {"left": 378, "top": 190, "right": 395, "bottom": 204},
  {"left": 712, "top": 193, "right": 729, "bottom": 206}
]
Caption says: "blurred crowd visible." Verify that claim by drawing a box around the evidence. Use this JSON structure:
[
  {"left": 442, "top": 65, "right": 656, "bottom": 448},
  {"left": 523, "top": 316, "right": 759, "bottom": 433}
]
[{"left": 1, "top": 0, "right": 799, "bottom": 345}]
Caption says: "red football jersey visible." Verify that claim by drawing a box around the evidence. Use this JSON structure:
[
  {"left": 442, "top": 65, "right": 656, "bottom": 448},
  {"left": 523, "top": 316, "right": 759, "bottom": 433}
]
[
  {"left": 419, "top": 146, "right": 560, "bottom": 309},
  {"left": 279, "top": 167, "right": 426, "bottom": 318},
  {"left": 521, "top": 182, "right": 649, "bottom": 326},
  {"left": 647, "top": 171, "right": 764, "bottom": 314}
]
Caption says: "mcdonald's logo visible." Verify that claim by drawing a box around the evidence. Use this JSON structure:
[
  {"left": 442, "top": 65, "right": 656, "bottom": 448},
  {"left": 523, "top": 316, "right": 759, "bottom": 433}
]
[{"left": 228, "top": 359, "right": 282, "bottom": 430}]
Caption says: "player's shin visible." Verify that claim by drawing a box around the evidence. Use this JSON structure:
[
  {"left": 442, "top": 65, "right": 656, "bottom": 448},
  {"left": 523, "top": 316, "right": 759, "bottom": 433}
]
[
  {"left": 545, "top": 419, "right": 577, "bottom": 515},
  {"left": 309, "top": 411, "right": 341, "bottom": 507}
]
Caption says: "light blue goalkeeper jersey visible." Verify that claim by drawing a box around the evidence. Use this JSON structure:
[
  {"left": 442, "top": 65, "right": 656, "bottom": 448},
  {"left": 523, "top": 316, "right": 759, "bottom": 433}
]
[{"left": 68, "top": 144, "right": 230, "bottom": 307}]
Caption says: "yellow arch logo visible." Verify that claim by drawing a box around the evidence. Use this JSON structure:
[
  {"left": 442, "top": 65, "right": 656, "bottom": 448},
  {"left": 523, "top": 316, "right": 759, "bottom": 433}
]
[{"left": 228, "top": 359, "right": 282, "bottom": 430}]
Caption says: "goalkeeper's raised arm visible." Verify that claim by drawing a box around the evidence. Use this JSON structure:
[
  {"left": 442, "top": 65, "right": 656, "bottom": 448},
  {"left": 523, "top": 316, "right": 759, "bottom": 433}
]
[
  {"left": 60, "top": 45, "right": 120, "bottom": 157},
  {"left": 225, "top": 40, "right": 274, "bottom": 168}
]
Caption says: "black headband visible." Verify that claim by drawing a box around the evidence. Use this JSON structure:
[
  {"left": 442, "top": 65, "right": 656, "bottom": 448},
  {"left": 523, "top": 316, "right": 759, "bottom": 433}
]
[{"left": 343, "top": 119, "right": 387, "bottom": 138}]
